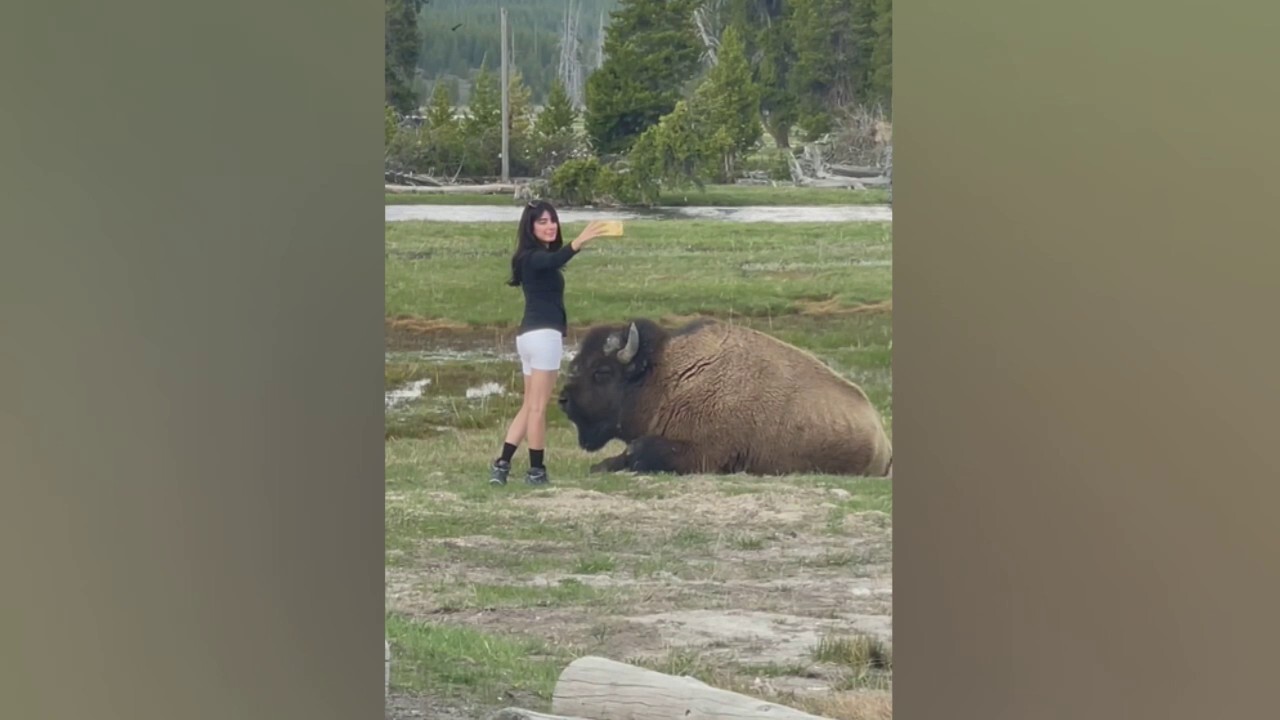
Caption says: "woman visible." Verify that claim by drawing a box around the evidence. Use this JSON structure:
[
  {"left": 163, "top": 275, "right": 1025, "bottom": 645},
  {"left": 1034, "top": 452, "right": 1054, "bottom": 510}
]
[{"left": 490, "top": 201, "right": 611, "bottom": 486}]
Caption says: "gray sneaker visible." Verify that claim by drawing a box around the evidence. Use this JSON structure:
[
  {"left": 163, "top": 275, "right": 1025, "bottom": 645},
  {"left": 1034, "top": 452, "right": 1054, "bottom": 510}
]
[
  {"left": 524, "top": 467, "right": 550, "bottom": 485},
  {"left": 489, "top": 459, "right": 511, "bottom": 486}
]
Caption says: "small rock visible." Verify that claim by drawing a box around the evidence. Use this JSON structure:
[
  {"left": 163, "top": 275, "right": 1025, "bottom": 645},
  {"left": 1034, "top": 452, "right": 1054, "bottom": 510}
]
[{"left": 828, "top": 488, "right": 852, "bottom": 500}]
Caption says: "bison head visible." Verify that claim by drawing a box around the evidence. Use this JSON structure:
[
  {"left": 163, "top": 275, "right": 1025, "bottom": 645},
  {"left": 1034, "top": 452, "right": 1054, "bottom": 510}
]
[{"left": 558, "top": 320, "right": 656, "bottom": 451}]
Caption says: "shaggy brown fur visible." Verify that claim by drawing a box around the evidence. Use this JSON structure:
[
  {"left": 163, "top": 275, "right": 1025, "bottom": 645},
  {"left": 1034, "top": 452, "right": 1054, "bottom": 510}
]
[{"left": 558, "top": 318, "right": 893, "bottom": 477}]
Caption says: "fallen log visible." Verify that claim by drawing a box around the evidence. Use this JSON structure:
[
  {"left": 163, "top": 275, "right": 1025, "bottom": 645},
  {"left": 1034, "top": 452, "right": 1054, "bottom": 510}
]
[
  {"left": 797, "top": 176, "right": 891, "bottom": 189},
  {"left": 795, "top": 176, "right": 868, "bottom": 189},
  {"left": 384, "top": 171, "right": 443, "bottom": 186},
  {"left": 551, "top": 656, "right": 831, "bottom": 720},
  {"left": 826, "top": 163, "right": 887, "bottom": 178},
  {"left": 385, "top": 183, "right": 520, "bottom": 195},
  {"left": 489, "top": 708, "right": 593, "bottom": 720}
]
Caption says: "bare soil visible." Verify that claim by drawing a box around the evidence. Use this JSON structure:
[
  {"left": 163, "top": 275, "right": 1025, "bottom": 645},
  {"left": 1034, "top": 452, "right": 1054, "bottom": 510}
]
[
  {"left": 386, "top": 480, "right": 892, "bottom": 719},
  {"left": 384, "top": 303, "right": 893, "bottom": 355}
]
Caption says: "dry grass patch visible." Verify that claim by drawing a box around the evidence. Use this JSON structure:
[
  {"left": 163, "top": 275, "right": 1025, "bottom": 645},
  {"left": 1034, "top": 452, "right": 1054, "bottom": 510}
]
[
  {"left": 796, "top": 297, "right": 893, "bottom": 316},
  {"left": 803, "top": 691, "right": 893, "bottom": 720},
  {"left": 386, "top": 315, "right": 471, "bottom": 334}
]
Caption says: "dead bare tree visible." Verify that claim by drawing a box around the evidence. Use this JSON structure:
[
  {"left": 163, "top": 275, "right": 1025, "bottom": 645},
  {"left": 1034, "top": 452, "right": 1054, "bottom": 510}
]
[
  {"left": 592, "top": 10, "right": 605, "bottom": 72},
  {"left": 691, "top": 0, "right": 725, "bottom": 67},
  {"left": 827, "top": 103, "right": 893, "bottom": 169},
  {"left": 557, "top": 0, "right": 584, "bottom": 107}
]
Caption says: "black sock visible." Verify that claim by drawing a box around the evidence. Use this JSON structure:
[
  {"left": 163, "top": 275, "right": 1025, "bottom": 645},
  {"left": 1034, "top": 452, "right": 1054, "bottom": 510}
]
[
  {"left": 529, "top": 449, "right": 545, "bottom": 469},
  {"left": 498, "top": 442, "right": 517, "bottom": 464}
]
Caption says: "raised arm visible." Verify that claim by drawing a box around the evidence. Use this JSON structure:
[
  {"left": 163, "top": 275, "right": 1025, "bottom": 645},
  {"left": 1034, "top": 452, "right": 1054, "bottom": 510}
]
[
  {"left": 525, "top": 243, "right": 580, "bottom": 271},
  {"left": 525, "top": 220, "right": 612, "bottom": 270}
]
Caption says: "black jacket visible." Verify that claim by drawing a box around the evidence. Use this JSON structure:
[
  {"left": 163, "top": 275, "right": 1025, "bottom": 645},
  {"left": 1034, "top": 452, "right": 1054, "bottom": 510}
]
[{"left": 518, "top": 244, "right": 579, "bottom": 335}]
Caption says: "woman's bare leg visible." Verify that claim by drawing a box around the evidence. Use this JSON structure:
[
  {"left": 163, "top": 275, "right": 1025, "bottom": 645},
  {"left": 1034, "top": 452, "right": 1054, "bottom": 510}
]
[
  {"left": 503, "top": 386, "right": 531, "bottom": 446},
  {"left": 491, "top": 372, "right": 535, "bottom": 485},
  {"left": 523, "top": 369, "right": 558, "bottom": 452},
  {"left": 519, "top": 369, "right": 558, "bottom": 486}
]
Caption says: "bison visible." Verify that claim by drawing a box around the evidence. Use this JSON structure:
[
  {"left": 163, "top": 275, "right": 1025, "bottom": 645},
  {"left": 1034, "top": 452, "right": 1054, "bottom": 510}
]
[{"left": 557, "top": 317, "right": 893, "bottom": 477}]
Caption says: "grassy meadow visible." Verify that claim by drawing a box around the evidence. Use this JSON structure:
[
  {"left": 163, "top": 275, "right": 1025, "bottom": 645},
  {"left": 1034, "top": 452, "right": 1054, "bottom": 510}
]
[
  {"left": 385, "top": 213, "right": 894, "bottom": 719},
  {"left": 385, "top": 183, "right": 891, "bottom": 207}
]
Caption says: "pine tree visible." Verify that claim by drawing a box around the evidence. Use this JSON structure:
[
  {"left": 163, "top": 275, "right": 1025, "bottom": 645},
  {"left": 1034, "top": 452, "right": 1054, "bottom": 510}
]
[
  {"left": 692, "top": 25, "right": 762, "bottom": 179},
  {"left": 786, "top": 0, "right": 882, "bottom": 138},
  {"left": 463, "top": 64, "right": 503, "bottom": 175},
  {"left": 584, "top": 0, "right": 703, "bottom": 155},
  {"left": 417, "top": 81, "right": 464, "bottom": 175},
  {"left": 507, "top": 69, "right": 537, "bottom": 175},
  {"left": 747, "top": 0, "right": 799, "bottom": 148},
  {"left": 465, "top": 64, "right": 502, "bottom": 137},
  {"left": 626, "top": 99, "right": 717, "bottom": 199},
  {"left": 535, "top": 79, "right": 578, "bottom": 138},
  {"left": 385, "top": 105, "right": 399, "bottom": 148},
  {"left": 869, "top": 0, "right": 892, "bottom": 113},
  {"left": 424, "top": 82, "right": 456, "bottom": 130},
  {"left": 508, "top": 69, "right": 535, "bottom": 139},
  {"left": 786, "top": 0, "right": 832, "bottom": 137},
  {"left": 850, "top": 0, "right": 880, "bottom": 106},
  {"left": 531, "top": 79, "right": 583, "bottom": 174},
  {"left": 385, "top": 0, "right": 423, "bottom": 114}
]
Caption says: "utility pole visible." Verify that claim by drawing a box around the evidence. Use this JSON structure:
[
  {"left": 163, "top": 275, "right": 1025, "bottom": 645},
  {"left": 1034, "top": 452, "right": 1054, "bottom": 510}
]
[{"left": 500, "top": 7, "right": 510, "bottom": 183}]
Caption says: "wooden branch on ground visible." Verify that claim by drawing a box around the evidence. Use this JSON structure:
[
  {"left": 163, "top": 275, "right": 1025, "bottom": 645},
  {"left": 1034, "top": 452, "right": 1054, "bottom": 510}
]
[
  {"left": 384, "top": 171, "right": 442, "bottom": 186},
  {"left": 550, "top": 656, "right": 832, "bottom": 720},
  {"left": 826, "top": 163, "right": 887, "bottom": 178},
  {"left": 800, "top": 176, "right": 891, "bottom": 189},
  {"left": 385, "top": 183, "right": 520, "bottom": 195},
  {"left": 786, "top": 142, "right": 892, "bottom": 190},
  {"left": 795, "top": 176, "right": 869, "bottom": 189}
]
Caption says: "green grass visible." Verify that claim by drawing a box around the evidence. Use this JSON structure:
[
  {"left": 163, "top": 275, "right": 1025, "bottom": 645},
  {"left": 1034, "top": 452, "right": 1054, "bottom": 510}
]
[
  {"left": 572, "top": 554, "right": 618, "bottom": 574},
  {"left": 434, "top": 580, "right": 604, "bottom": 611},
  {"left": 384, "top": 433, "right": 896, "bottom": 713},
  {"left": 385, "top": 433, "right": 893, "bottom": 570},
  {"left": 386, "top": 219, "right": 891, "bottom": 326},
  {"left": 813, "top": 633, "right": 894, "bottom": 691},
  {"left": 385, "top": 183, "right": 889, "bottom": 207},
  {"left": 385, "top": 216, "right": 892, "bottom": 437},
  {"left": 386, "top": 192, "right": 527, "bottom": 206},
  {"left": 385, "top": 214, "right": 893, "bottom": 718},
  {"left": 386, "top": 613, "right": 570, "bottom": 701},
  {"left": 813, "top": 633, "right": 893, "bottom": 671},
  {"left": 729, "top": 533, "right": 767, "bottom": 551}
]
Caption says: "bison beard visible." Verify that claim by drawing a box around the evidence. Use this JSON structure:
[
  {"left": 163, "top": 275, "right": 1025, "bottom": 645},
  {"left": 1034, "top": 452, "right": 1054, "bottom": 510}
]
[
  {"left": 571, "top": 421, "right": 617, "bottom": 453},
  {"left": 557, "top": 318, "right": 894, "bottom": 477}
]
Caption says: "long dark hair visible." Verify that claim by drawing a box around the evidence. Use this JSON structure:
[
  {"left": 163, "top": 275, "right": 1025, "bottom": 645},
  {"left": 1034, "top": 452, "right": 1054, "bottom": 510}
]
[{"left": 508, "top": 200, "right": 564, "bottom": 287}]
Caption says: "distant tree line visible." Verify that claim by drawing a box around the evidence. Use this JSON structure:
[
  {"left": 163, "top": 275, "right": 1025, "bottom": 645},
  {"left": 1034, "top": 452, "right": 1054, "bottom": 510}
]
[
  {"left": 385, "top": 0, "right": 892, "bottom": 205},
  {"left": 386, "top": 0, "right": 617, "bottom": 110}
]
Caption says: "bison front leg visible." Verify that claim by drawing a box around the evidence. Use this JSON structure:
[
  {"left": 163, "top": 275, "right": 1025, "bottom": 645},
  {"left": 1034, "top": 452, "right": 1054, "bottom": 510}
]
[
  {"left": 587, "top": 452, "right": 632, "bottom": 474},
  {"left": 588, "top": 436, "right": 690, "bottom": 475}
]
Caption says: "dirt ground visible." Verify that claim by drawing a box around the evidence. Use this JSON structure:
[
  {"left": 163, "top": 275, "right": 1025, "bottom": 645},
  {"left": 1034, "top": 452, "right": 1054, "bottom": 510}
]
[{"left": 386, "top": 480, "right": 893, "bottom": 719}]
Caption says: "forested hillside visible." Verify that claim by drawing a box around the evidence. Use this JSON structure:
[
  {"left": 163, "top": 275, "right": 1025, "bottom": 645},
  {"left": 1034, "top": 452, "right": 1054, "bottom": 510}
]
[
  {"left": 395, "top": 0, "right": 618, "bottom": 107},
  {"left": 386, "top": 0, "right": 893, "bottom": 200},
  {"left": 389, "top": 0, "right": 888, "bottom": 117}
]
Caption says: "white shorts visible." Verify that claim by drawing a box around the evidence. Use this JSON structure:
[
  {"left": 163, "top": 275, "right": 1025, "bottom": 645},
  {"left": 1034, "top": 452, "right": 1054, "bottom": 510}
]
[{"left": 516, "top": 329, "right": 564, "bottom": 375}]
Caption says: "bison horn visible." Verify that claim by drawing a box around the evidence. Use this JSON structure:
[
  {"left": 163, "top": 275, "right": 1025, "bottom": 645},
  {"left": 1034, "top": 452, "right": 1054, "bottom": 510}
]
[{"left": 617, "top": 322, "right": 640, "bottom": 364}]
